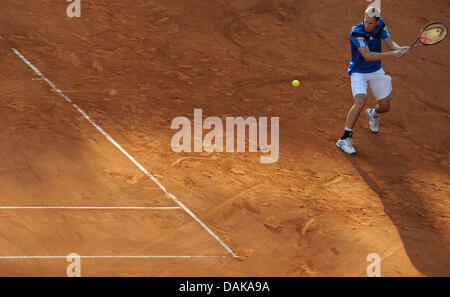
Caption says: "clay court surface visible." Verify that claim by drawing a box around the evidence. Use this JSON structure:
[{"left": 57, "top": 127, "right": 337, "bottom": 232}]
[{"left": 0, "top": 0, "right": 449, "bottom": 276}]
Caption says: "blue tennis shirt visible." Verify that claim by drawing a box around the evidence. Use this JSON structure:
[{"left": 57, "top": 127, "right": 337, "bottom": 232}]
[{"left": 348, "top": 18, "right": 390, "bottom": 75}]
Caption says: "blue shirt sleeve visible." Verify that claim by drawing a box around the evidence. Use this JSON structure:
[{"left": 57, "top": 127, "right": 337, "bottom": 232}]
[
  {"left": 380, "top": 25, "right": 390, "bottom": 39},
  {"left": 350, "top": 35, "right": 368, "bottom": 48}
]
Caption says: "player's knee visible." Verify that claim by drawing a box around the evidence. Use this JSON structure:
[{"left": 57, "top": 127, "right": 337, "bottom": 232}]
[
  {"left": 355, "top": 100, "right": 366, "bottom": 111},
  {"left": 354, "top": 95, "right": 367, "bottom": 110}
]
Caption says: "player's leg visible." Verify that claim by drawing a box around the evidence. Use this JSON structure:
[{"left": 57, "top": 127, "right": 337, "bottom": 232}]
[
  {"left": 375, "top": 97, "right": 391, "bottom": 113},
  {"left": 366, "top": 69, "right": 393, "bottom": 133},
  {"left": 345, "top": 93, "right": 368, "bottom": 130},
  {"left": 337, "top": 73, "right": 368, "bottom": 154}
]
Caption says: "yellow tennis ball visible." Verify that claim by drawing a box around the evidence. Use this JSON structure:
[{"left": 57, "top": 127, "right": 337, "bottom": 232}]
[{"left": 292, "top": 80, "right": 300, "bottom": 87}]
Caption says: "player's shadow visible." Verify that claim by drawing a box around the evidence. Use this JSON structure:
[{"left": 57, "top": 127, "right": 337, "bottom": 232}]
[{"left": 348, "top": 156, "right": 450, "bottom": 276}]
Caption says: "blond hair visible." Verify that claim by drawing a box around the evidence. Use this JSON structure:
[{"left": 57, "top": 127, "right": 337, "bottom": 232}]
[{"left": 365, "top": 6, "right": 381, "bottom": 21}]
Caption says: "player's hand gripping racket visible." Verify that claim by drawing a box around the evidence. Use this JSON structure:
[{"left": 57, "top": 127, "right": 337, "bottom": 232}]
[{"left": 408, "top": 21, "right": 448, "bottom": 51}]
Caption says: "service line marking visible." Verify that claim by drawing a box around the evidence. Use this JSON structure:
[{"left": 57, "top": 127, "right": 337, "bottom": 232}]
[
  {"left": 0, "top": 206, "right": 180, "bottom": 210},
  {"left": 5, "top": 44, "right": 238, "bottom": 259},
  {"left": 0, "top": 255, "right": 227, "bottom": 259}
]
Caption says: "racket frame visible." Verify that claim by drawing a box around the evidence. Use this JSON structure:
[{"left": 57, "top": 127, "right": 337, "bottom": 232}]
[{"left": 408, "top": 21, "right": 448, "bottom": 50}]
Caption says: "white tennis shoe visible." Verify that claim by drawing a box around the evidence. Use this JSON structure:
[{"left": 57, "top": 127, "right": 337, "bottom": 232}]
[
  {"left": 336, "top": 138, "right": 356, "bottom": 155},
  {"left": 366, "top": 109, "right": 379, "bottom": 134}
]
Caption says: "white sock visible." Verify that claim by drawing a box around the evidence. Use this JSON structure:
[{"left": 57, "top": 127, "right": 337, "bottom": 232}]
[
  {"left": 370, "top": 108, "right": 378, "bottom": 118},
  {"left": 344, "top": 127, "right": 353, "bottom": 132}
]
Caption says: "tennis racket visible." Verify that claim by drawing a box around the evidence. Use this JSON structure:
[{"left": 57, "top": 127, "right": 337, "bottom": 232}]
[{"left": 408, "top": 21, "right": 448, "bottom": 51}]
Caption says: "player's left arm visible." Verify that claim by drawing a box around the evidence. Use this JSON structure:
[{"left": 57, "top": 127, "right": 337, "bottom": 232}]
[
  {"left": 383, "top": 38, "right": 408, "bottom": 51},
  {"left": 380, "top": 24, "right": 409, "bottom": 54}
]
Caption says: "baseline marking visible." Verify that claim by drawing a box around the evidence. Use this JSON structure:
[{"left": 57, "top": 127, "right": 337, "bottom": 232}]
[{"left": 4, "top": 44, "right": 238, "bottom": 259}]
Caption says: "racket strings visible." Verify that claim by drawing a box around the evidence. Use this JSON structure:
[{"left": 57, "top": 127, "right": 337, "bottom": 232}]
[{"left": 420, "top": 24, "right": 448, "bottom": 44}]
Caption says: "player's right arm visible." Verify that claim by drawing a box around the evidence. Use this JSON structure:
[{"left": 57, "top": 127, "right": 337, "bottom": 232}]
[
  {"left": 351, "top": 33, "right": 402, "bottom": 61},
  {"left": 358, "top": 46, "right": 402, "bottom": 61}
]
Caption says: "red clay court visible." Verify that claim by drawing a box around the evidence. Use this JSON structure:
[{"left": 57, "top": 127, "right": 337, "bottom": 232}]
[{"left": 0, "top": 0, "right": 448, "bottom": 276}]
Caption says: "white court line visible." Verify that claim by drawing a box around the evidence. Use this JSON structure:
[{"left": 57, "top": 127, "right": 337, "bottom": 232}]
[
  {"left": 0, "top": 255, "right": 227, "bottom": 259},
  {"left": 0, "top": 206, "right": 180, "bottom": 210},
  {"left": 5, "top": 44, "right": 238, "bottom": 259}
]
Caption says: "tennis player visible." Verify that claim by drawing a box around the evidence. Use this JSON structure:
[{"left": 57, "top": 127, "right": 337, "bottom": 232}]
[{"left": 337, "top": 7, "right": 409, "bottom": 154}]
